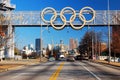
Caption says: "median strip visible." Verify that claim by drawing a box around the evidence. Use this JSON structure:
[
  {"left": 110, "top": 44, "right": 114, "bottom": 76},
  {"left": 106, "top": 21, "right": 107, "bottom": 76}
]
[{"left": 49, "top": 62, "right": 64, "bottom": 80}]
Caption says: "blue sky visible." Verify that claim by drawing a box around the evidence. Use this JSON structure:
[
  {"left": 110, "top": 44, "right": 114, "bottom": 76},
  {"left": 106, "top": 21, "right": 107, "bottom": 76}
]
[{"left": 11, "top": 0, "right": 120, "bottom": 49}]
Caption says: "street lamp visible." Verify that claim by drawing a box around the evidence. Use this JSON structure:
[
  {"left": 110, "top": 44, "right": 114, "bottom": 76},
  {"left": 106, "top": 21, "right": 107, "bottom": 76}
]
[
  {"left": 40, "top": 25, "right": 49, "bottom": 61},
  {"left": 51, "top": 39, "right": 54, "bottom": 56},
  {"left": 107, "top": 0, "right": 111, "bottom": 63},
  {"left": 92, "top": 27, "right": 94, "bottom": 60}
]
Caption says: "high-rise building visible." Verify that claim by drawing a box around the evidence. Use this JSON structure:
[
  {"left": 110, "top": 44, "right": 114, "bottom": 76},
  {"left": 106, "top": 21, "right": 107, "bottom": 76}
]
[
  {"left": 35, "top": 38, "right": 42, "bottom": 52},
  {"left": 69, "top": 38, "right": 74, "bottom": 50},
  {"left": 74, "top": 39, "right": 78, "bottom": 49},
  {"left": 69, "top": 38, "right": 78, "bottom": 50}
]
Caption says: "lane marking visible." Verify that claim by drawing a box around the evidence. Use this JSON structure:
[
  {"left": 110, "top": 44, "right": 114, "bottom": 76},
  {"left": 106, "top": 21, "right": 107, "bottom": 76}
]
[
  {"left": 9, "top": 73, "right": 23, "bottom": 80},
  {"left": 80, "top": 62, "right": 101, "bottom": 80},
  {"left": 49, "top": 62, "right": 64, "bottom": 80},
  {"left": 9, "top": 62, "right": 56, "bottom": 80}
]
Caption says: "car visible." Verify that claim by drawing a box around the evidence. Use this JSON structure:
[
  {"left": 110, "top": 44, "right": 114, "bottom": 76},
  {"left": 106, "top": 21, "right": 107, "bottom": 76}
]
[
  {"left": 105, "top": 57, "right": 119, "bottom": 62},
  {"left": 75, "top": 55, "right": 83, "bottom": 60},
  {"left": 60, "top": 55, "right": 65, "bottom": 58},
  {"left": 59, "top": 54, "right": 66, "bottom": 61},
  {"left": 110, "top": 57, "right": 118, "bottom": 62},
  {"left": 49, "top": 57, "right": 55, "bottom": 61},
  {"left": 59, "top": 57, "right": 66, "bottom": 61},
  {"left": 83, "top": 56, "right": 89, "bottom": 60},
  {"left": 67, "top": 55, "right": 75, "bottom": 62}
]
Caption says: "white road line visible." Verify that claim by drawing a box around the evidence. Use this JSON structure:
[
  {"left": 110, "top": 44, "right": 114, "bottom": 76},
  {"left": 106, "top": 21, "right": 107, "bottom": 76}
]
[
  {"left": 10, "top": 73, "right": 35, "bottom": 80},
  {"left": 9, "top": 73, "right": 23, "bottom": 80},
  {"left": 80, "top": 62, "right": 101, "bottom": 80}
]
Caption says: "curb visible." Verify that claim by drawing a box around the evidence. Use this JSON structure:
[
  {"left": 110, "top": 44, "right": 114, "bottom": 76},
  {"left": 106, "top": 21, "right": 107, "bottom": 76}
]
[
  {"left": 90, "top": 60, "right": 120, "bottom": 70},
  {"left": 7, "top": 65, "right": 25, "bottom": 71},
  {"left": 0, "top": 69, "right": 8, "bottom": 73},
  {"left": 0, "top": 65, "right": 26, "bottom": 73},
  {"left": 0, "top": 62, "right": 40, "bottom": 73}
]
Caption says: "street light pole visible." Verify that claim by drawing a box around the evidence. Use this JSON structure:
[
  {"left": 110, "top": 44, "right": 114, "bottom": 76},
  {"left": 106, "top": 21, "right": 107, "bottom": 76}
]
[
  {"left": 92, "top": 29, "right": 94, "bottom": 60},
  {"left": 40, "top": 25, "right": 42, "bottom": 62},
  {"left": 108, "top": 0, "right": 111, "bottom": 63},
  {"left": 40, "top": 25, "right": 49, "bottom": 61},
  {"left": 51, "top": 39, "right": 54, "bottom": 56}
]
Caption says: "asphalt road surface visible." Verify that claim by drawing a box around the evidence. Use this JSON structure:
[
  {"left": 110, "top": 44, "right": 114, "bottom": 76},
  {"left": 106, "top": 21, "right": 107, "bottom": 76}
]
[{"left": 0, "top": 61, "right": 120, "bottom": 80}]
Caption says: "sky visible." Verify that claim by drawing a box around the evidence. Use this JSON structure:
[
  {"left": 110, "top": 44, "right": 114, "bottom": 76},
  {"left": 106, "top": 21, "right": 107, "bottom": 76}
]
[{"left": 11, "top": 0, "right": 120, "bottom": 49}]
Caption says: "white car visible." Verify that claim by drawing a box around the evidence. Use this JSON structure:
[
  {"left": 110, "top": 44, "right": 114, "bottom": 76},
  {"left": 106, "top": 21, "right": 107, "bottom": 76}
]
[
  {"left": 60, "top": 55, "right": 65, "bottom": 58},
  {"left": 59, "top": 55, "right": 66, "bottom": 61},
  {"left": 110, "top": 57, "right": 119, "bottom": 62}
]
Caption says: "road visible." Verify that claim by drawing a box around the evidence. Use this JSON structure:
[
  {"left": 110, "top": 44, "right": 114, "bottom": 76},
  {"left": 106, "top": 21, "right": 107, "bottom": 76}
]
[{"left": 0, "top": 61, "right": 120, "bottom": 80}]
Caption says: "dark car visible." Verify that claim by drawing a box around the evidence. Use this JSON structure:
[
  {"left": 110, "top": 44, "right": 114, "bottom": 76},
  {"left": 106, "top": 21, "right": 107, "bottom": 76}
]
[{"left": 75, "top": 55, "right": 83, "bottom": 60}]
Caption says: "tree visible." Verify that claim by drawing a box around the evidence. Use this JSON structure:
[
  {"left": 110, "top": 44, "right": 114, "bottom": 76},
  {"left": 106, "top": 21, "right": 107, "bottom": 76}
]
[
  {"left": 14, "top": 47, "right": 20, "bottom": 55},
  {"left": 0, "top": 13, "right": 14, "bottom": 61},
  {"left": 79, "top": 31, "right": 93, "bottom": 58},
  {"left": 111, "top": 26, "right": 120, "bottom": 58},
  {"left": 78, "top": 30, "right": 103, "bottom": 59}
]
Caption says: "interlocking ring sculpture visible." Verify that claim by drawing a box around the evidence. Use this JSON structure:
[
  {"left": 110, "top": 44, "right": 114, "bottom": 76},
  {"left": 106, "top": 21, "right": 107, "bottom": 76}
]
[{"left": 41, "top": 7, "right": 96, "bottom": 30}]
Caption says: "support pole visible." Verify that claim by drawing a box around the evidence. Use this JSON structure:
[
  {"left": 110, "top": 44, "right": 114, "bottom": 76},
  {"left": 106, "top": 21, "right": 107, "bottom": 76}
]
[
  {"left": 108, "top": 0, "right": 111, "bottom": 63},
  {"left": 6, "top": 11, "right": 14, "bottom": 59},
  {"left": 40, "top": 25, "right": 42, "bottom": 62}
]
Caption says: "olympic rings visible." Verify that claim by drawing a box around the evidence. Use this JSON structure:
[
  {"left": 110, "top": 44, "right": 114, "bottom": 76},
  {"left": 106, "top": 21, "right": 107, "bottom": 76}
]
[
  {"left": 41, "top": 7, "right": 57, "bottom": 23},
  {"left": 79, "top": 6, "right": 96, "bottom": 23},
  {"left": 41, "top": 6, "right": 96, "bottom": 30},
  {"left": 60, "top": 7, "right": 76, "bottom": 22},
  {"left": 70, "top": 14, "right": 86, "bottom": 30},
  {"left": 51, "top": 14, "right": 66, "bottom": 30}
]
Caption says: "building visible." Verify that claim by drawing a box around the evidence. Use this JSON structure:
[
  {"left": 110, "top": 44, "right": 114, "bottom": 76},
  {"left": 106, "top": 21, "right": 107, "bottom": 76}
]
[
  {"left": 74, "top": 39, "right": 78, "bottom": 48},
  {"left": 22, "top": 44, "right": 34, "bottom": 59},
  {"left": 28, "top": 44, "right": 34, "bottom": 50},
  {"left": 100, "top": 43, "right": 107, "bottom": 52},
  {"left": 69, "top": 38, "right": 78, "bottom": 50},
  {"left": 35, "top": 38, "right": 43, "bottom": 53},
  {"left": 23, "top": 44, "right": 34, "bottom": 55}
]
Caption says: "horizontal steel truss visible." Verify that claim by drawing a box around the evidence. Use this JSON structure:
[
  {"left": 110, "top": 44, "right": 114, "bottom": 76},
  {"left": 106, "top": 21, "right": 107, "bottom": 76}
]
[{"left": 0, "top": 10, "right": 120, "bottom": 26}]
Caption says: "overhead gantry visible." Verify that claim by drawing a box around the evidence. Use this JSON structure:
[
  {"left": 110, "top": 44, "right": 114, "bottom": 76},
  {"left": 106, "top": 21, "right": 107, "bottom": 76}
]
[{"left": 0, "top": 1, "right": 120, "bottom": 59}]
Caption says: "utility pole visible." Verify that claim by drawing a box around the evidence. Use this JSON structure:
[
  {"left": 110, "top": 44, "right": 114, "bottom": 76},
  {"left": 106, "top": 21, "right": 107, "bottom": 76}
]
[
  {"left": 51, "top": 39, "right": 54, "bottom": 56},
  {"left": 40, "top": 25, "right": 42, "bottom": 62},
  {"left": 92, "top": 31, "right": 94, "bottom": 60},
  {"left": 108, "top": 0, "right": 111, "bottom": 63},
  {"left": 40, "top": 24, "right": 49, "bottom": 61}
]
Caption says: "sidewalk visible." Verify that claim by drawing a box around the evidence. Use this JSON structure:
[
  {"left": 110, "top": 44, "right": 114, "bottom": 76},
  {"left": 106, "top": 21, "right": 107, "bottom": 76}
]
[
  {"left": 0, "top": 59, "right": 40, "bottom": 72},
  {"left": 91, "top": 60, "right": 120, "bottom": 67}
]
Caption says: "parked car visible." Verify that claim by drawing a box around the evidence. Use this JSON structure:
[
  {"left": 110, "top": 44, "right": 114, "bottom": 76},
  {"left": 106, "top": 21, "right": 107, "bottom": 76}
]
[
  {"left": 110, "top": 57, "right": 118, "bottom": 62},
  {"left": 105, "top": 57, "right": 119, "bottom": 62}
]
